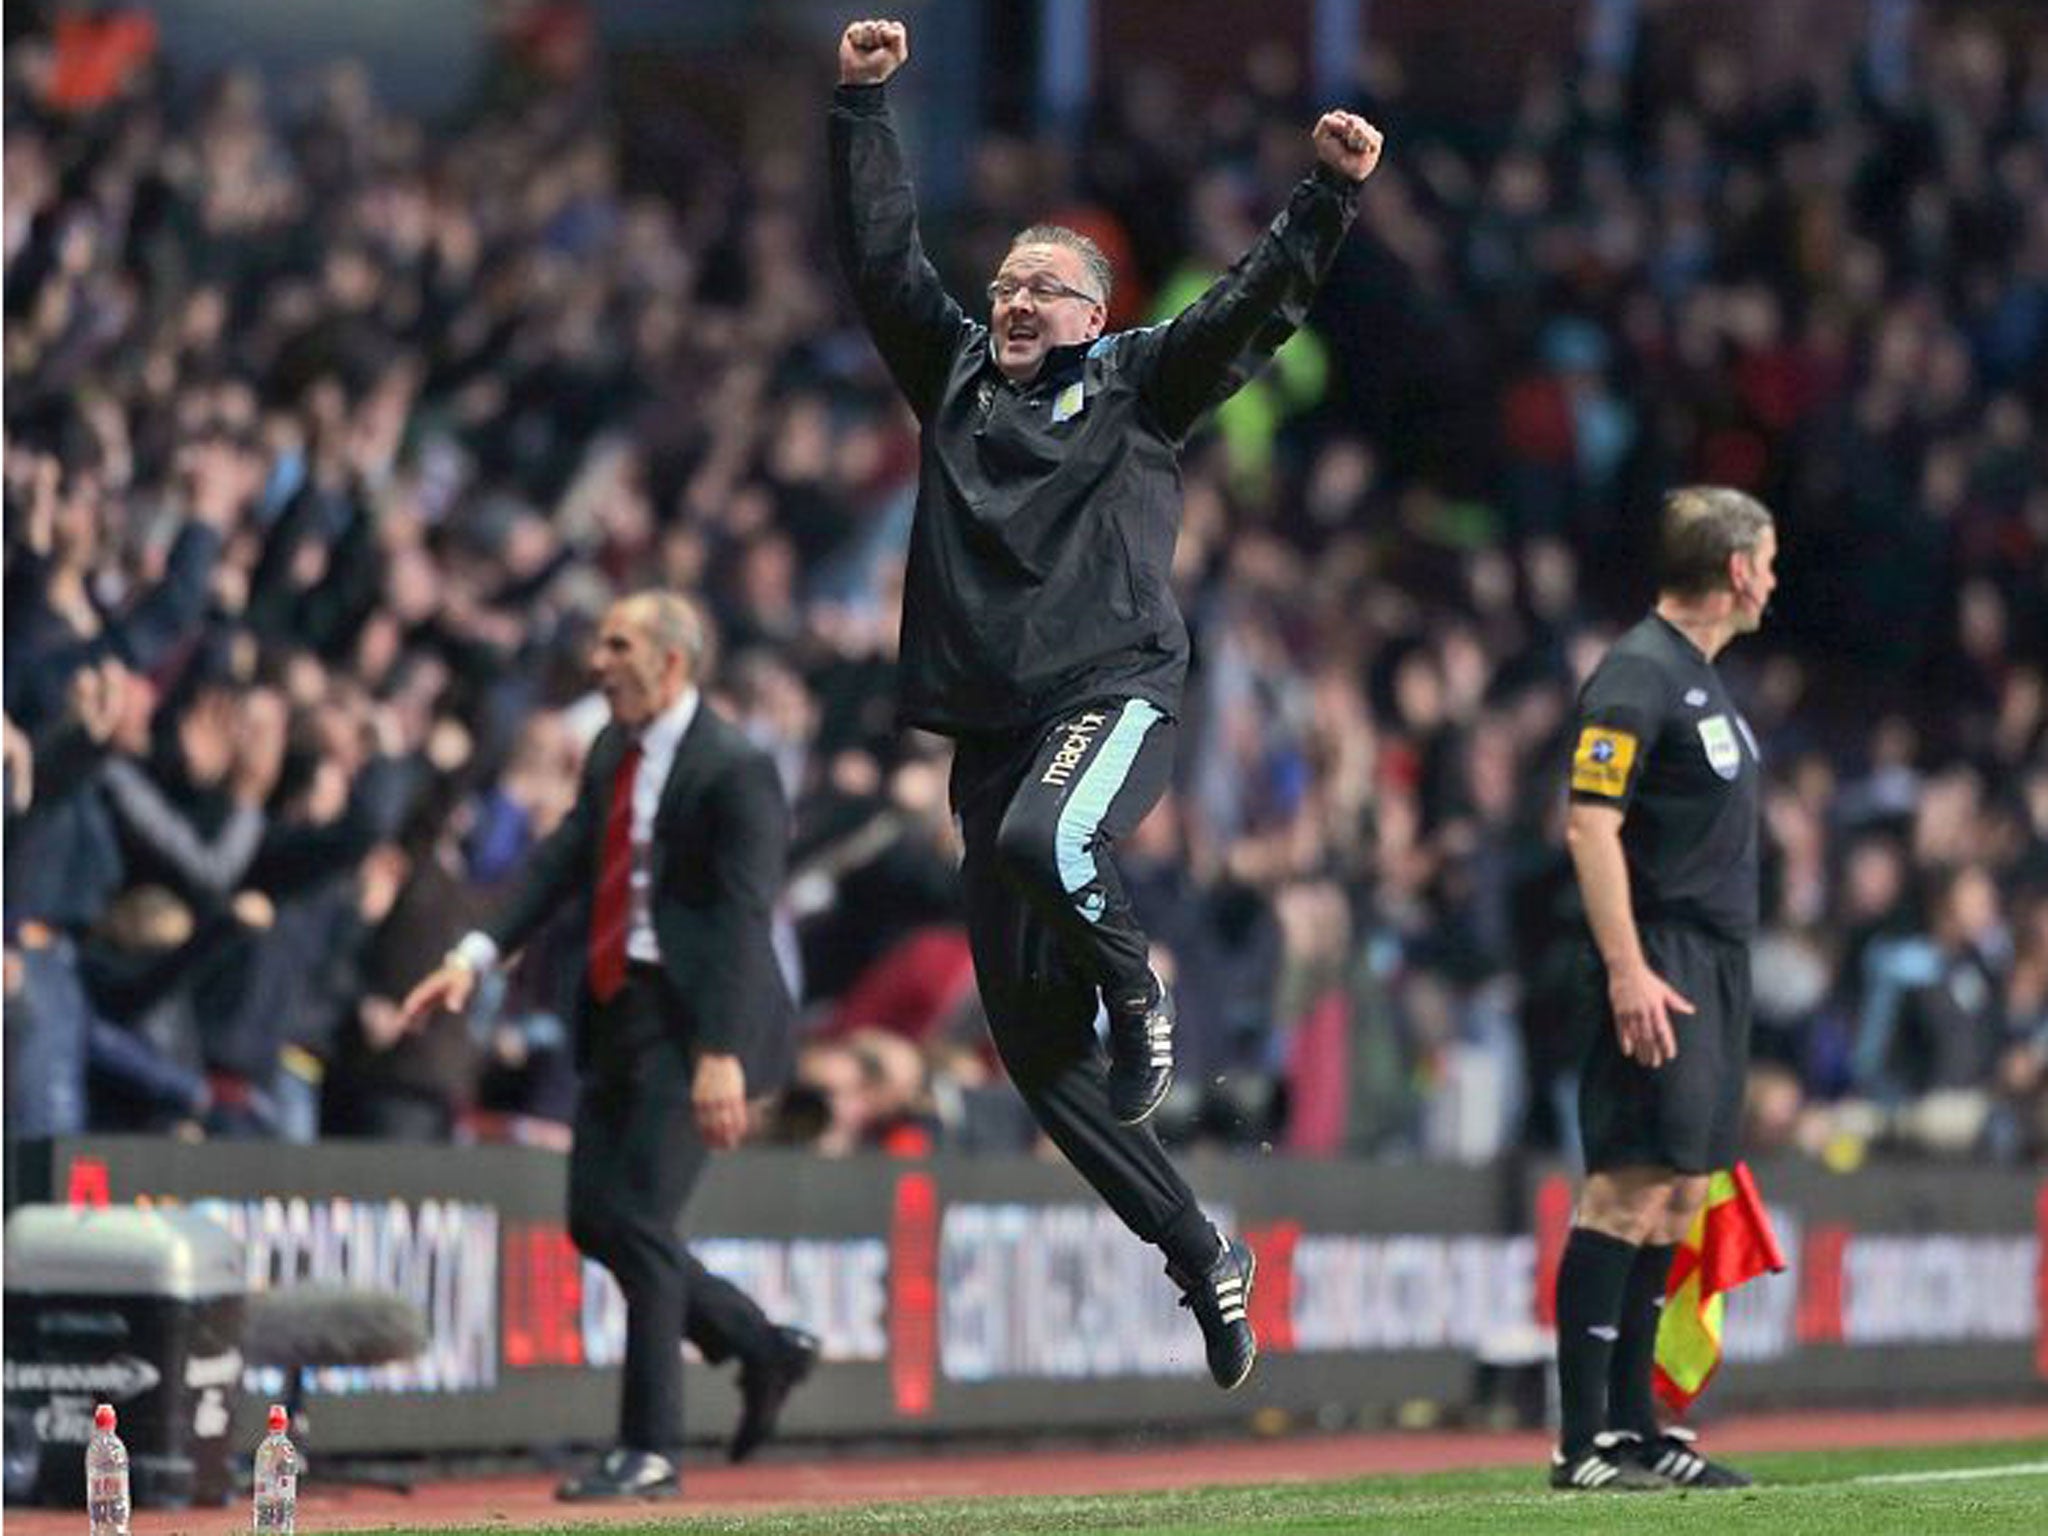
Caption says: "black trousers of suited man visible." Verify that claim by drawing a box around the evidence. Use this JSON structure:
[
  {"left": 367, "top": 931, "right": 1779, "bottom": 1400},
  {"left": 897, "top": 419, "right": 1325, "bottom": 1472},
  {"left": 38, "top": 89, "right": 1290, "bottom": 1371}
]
[
  {"left": 569, "top": 965, "right": 781, "bottom": 1453},
  {"left": 949, "top": 697, "right": 1220, "bottom": 1275}
]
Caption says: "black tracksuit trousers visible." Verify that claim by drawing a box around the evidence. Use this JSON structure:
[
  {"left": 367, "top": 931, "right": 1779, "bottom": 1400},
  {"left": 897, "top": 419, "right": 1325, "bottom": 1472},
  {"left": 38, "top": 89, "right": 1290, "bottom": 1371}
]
[{"left": 949, "top": 698, "right": 1218, "bottom": 1275}]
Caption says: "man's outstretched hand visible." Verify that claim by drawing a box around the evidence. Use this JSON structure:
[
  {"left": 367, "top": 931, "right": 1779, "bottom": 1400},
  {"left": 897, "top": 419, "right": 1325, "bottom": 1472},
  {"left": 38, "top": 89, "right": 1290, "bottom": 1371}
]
[
  {"left": 399, "top": 961, "right": 477, "bottom": 1032},
  {"left": 840, "top": 18, "right": 908, "bottom": 85},
  {"left": 1313, "top": 110, "right": 1384, "bottom": 182}
]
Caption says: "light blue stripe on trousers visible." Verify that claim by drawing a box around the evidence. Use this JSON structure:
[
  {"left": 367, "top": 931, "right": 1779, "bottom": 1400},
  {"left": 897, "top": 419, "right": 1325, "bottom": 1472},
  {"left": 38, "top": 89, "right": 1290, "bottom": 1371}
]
[{"left": 1054, "top": 700, "right": 1163, "bottom": 921}]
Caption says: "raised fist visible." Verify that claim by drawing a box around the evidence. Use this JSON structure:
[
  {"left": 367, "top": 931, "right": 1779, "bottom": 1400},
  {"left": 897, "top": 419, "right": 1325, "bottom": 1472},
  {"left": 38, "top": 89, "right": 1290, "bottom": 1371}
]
[
  {"left": 1312, "top": 110, "right": 1385, "bottom": 183},
  {"left": 840, "top": 18, "right": 908, "bottom": 85}
]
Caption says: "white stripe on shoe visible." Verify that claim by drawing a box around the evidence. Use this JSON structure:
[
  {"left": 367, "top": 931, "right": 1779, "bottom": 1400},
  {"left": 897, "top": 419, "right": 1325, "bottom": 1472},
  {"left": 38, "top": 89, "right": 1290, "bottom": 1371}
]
[{"left": 1656, "top": 1448, "right": 1706, "bottom": 1483}]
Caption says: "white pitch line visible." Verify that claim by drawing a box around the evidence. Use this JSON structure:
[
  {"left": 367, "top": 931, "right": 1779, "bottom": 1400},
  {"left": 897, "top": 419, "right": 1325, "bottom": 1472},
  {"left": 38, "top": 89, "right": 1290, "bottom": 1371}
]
[{"left": 1852, "top": 1461, "right": 2048, "bottom": 1486}]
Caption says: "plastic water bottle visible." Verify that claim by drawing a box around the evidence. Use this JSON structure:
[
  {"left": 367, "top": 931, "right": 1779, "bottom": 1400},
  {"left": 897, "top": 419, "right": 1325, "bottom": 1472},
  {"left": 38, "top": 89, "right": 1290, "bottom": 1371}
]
[
  {"left": 251, "top": 1405, "right": 298, "bottom": 1534},
  {"left": 85, "top": 1404, "right": 129, "bottom": 1536}
]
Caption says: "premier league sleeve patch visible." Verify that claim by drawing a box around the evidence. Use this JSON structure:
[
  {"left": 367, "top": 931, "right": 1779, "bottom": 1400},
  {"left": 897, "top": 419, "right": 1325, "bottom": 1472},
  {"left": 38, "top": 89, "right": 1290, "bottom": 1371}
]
[{"left": 1570, "top": 726, "right": 1638, "bottom": 798}]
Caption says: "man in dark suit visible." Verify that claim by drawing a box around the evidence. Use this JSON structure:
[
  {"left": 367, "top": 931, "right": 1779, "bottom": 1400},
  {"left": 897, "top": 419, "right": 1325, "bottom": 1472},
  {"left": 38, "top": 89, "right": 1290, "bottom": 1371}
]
[{"left": 401, "top": 591, "right": 817, "bottom": 1499}]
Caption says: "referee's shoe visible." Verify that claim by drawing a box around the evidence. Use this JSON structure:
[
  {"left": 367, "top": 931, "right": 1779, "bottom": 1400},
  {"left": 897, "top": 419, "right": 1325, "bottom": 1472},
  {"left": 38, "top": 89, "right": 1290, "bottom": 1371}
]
[
  {"left": 1621, "top": 1427, "right": 1752, "bottom": 1488},
  {"left": 1550, "top": 1433, "right": 1668, "bottom": 1492},
  {"left": 1169, "top": 1235, "right": 1257, "bottom": 1390}
]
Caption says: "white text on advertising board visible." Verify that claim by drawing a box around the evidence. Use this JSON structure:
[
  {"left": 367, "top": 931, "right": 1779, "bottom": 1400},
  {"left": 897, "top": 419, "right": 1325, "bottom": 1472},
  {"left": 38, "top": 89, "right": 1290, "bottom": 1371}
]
[
  {"left": 194, "top": 1196, "right": 497, "bottom": 1395},
  {"left": 575, "top": 1238, "right": 890, "bottom": 1367}
]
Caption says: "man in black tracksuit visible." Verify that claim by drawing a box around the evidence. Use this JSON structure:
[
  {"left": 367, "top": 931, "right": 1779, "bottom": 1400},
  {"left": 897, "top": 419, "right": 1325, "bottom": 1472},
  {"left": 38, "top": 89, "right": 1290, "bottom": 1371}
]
[{"left": 830, "top": 17, "right": 1382, "bottom": 1389}]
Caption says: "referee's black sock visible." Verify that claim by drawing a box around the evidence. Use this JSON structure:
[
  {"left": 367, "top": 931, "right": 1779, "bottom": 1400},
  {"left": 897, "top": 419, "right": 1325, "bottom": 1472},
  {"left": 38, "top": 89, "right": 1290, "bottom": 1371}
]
[
  {"left": 1608, "top": 1242, "right": 1677, "bottom": 1440},
  {"left": 1555, "top": 1226, "right": 1637, "bottom": 1458}
]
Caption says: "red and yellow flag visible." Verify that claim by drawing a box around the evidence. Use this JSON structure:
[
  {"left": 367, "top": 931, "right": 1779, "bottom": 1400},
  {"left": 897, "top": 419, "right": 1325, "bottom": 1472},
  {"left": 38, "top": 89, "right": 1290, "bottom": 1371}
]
[{"left": 1653, "top": 1162, "right": 1787, "bottom": 1413}]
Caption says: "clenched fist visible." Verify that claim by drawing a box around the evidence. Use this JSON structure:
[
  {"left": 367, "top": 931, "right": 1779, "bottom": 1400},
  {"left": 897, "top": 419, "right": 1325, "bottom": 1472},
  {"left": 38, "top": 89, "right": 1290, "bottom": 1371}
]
[
  {"left": 1312, "top": 110, "right": 1385, "bottom": 183},
  {"left": 840, "top": 18, "right": 908, "bottom": 85}
]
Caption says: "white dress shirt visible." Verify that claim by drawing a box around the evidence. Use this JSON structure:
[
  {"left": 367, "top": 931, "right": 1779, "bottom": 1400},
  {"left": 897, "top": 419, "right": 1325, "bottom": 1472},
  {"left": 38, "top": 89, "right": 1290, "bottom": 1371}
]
[
  {"left": 622, "top": 687, "right": 698, "bottom": 963},
  {"left": 452, "top": 688, "right": 699, "bottom": 974}
]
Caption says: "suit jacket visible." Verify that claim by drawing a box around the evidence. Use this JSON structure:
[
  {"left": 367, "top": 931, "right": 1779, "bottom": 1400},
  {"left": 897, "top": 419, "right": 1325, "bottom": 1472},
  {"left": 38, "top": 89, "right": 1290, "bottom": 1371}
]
[{"left": 485, "top": 703, "right": 793, "bottom": 1082}]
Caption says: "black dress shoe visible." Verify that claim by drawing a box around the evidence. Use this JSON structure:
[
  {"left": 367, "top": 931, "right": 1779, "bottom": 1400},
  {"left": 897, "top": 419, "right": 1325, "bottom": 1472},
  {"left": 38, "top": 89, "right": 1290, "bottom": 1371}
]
[
  {"left": 729, "top": 1325, "right": 820, "bottom": 1463},
  {"left": 555, "top": 1447, "right": 682, "bottom": 1501}
]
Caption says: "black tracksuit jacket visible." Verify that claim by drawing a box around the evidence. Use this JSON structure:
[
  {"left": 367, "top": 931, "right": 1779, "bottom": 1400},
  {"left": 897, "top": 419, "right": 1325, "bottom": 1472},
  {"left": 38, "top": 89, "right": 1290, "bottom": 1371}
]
[{"left": 829, "top": 83, "right": 1361, "bottom": 737}]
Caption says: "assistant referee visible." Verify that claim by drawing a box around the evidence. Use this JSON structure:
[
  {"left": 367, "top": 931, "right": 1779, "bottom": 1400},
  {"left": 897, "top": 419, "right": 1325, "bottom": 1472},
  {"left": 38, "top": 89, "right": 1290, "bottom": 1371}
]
[{"left": 1550, "top": 487, "right": 1777, "bottom": 1492}]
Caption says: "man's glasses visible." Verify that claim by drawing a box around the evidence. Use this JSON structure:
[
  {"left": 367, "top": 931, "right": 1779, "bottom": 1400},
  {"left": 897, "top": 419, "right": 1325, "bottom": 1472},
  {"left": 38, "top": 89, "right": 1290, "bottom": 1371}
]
[{"left": 987, "top": 276, "right": 1102, "bottom": 306}]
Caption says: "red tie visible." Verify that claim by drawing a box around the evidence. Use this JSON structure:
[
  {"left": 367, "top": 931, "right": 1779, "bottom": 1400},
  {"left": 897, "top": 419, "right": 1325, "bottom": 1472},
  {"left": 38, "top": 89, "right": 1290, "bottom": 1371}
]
[{"left": 587, "top": 740, "right": 642, "bottom": 1004}]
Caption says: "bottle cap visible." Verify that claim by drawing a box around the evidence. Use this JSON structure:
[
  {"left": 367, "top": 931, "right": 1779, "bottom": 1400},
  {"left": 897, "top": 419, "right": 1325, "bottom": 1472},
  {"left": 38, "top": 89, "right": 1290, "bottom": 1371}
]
[
  {"left": 267, "top": 1405, "right": 288, "bottom": 1433},
  {"left": 94, "top": 1404, "right": 115, "bottom": 1432}
]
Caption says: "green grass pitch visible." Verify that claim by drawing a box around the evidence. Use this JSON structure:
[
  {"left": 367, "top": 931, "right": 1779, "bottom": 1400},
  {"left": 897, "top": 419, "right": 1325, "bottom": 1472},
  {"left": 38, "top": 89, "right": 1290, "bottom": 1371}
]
[{"left": 372, "top": 1437, "right": 2048, "bottom": 1535}]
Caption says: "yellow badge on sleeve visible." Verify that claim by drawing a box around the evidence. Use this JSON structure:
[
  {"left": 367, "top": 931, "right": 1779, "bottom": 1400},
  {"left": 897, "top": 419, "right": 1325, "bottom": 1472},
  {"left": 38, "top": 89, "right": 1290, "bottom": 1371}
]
[{"left": 1571, "top": 726, "right": 1638, "bottom": 797}]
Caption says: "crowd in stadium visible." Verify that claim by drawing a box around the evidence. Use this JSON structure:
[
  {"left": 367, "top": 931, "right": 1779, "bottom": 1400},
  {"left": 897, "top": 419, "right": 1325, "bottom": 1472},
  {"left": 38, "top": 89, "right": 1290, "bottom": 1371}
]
[{"left": 5, "top": 3, "right": 2044, "bottom": 1166}]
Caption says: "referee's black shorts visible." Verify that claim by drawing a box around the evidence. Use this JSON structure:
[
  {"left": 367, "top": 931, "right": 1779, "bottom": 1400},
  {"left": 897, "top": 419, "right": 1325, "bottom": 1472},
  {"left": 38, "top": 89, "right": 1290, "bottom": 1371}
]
[{"left": 1576, "top": 922, "right": 1752, "bottom": 1174}]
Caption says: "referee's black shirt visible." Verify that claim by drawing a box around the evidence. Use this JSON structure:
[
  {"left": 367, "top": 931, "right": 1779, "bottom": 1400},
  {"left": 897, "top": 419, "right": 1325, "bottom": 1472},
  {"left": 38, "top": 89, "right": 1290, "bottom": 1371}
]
[{"left": 1567, "top": 614, "right": 1761, "bottom": 942}]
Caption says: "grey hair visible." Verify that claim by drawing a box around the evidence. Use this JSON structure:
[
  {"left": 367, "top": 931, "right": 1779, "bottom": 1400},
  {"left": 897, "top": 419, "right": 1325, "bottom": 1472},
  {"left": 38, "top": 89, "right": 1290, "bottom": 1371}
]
[
  {"left": 1657, "top": 486, "right": 1775, "bottom": 597},
  {"left": 629, "top": 589, "right": 713, "bottom": 679},
  {"left": 1006, "top": 224, "right": 1113, "bottom": 305}
]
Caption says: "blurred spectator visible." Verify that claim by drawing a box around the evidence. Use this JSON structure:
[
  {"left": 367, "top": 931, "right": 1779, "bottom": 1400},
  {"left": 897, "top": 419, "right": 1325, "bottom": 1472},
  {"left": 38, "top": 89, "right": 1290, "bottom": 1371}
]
[
  {"left": 322, "top": 831, "right": 486, "bottom": 1143},
  {"left": 1851, "top": 863, "right": 2010, "bottom": 1153},
  {"left": 1991, "top": 891, "right": 2048, "bottom": 1159}
]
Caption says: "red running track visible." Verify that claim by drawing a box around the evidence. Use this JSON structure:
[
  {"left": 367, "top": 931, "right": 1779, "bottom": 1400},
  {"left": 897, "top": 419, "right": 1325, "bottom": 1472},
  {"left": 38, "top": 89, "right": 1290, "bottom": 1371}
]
[{"left": 12, "top": 1406, "right": 2046, "bottom": 1532}]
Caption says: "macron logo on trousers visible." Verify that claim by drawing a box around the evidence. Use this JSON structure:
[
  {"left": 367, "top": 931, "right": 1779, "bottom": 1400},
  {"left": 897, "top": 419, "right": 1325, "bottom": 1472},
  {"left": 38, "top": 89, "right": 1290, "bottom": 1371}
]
[{"left": 1041, "top": 711, "right": 1108, "bottom": 787}]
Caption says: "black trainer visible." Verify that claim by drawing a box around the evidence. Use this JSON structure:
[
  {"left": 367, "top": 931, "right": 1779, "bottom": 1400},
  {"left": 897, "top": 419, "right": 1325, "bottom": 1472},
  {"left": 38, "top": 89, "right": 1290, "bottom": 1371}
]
[
  {"left": 1549, "top": 1434, "right": 1668, "bottom": 1492},
  {"left": 1168, "top": 1235, "right": 1257, "bottom": 1390},
  {"left": 1106, "top": 971, "right": 1174, "bottom": 1125},
  {"left": 1625, "top": 1427, "right": 1752, "bottom": 1488}
]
